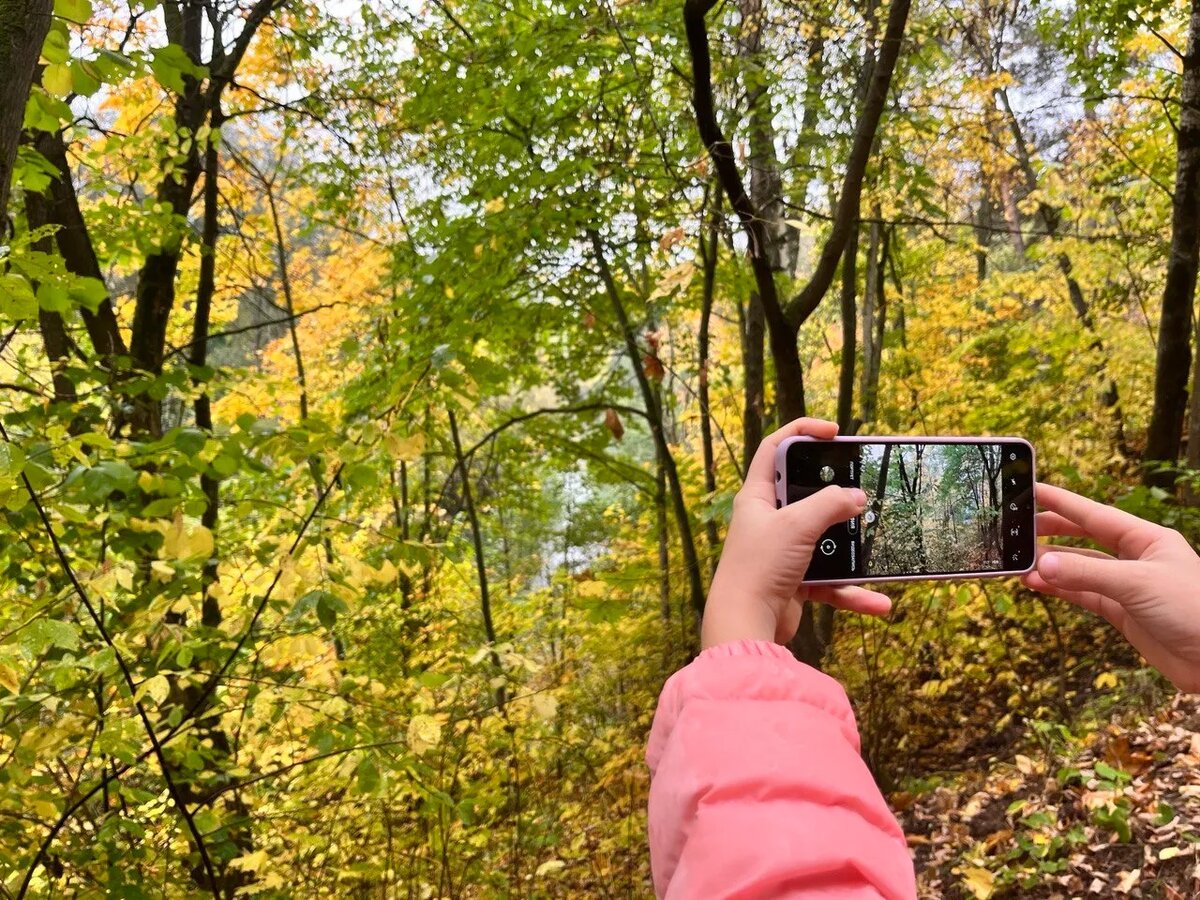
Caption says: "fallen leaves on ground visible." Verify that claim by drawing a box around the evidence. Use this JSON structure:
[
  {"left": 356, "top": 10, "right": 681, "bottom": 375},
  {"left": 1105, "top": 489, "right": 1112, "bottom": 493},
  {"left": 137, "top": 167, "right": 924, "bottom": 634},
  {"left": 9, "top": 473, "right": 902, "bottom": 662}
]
[{"left": 898, "top": 693, "right": 1200, "bottom": 899}]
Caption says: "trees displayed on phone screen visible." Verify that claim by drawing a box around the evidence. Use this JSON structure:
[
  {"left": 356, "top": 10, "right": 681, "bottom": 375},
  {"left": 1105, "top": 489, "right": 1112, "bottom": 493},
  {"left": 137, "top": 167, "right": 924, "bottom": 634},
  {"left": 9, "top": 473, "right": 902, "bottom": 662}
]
[{"left": 860, "top": 444, "right": 1003, "bottom": 576}]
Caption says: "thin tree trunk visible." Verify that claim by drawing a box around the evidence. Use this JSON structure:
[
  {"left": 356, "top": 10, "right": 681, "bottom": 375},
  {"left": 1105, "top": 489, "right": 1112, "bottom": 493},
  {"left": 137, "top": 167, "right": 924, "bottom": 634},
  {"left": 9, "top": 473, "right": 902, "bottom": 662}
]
[
  {"left": 190, "top": 122, "right": 222, "bottom": 621},
  {"left": 656, "top": 458, "right": 671, "bottom": 623},
  {"left": 740, "top": 294, "right": 765, "bottom": 476},
  {"left": 25, "top": 191, "right": 78, "bottom": 406},
  {"left": 698, "top": 196, "right": 722, "bottom": 562},
  {"left": 837, "top": 224, "right": 859, "bottom": 433},
  {"left": 859, "top": 216, "right": 886, "bottom": 426},
  {"left": 448, "top": 409, "right": 505, "bottom": 709},
  {"left": 0, "top": 0, "right": 51, "bottom": 225},
  {"left": 589, "top": 229, "right": 706, "bottom": 627},
  {"left": 1147, "top": 0, "right": 1200, "bottom": 486}
]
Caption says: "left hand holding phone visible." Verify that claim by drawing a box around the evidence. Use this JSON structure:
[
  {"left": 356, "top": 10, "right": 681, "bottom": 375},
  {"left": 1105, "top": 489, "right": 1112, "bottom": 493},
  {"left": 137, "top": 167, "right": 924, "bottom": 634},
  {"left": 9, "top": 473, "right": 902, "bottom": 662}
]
[{"left": 702, "top": 417, "right": 893, "bottom": 650}]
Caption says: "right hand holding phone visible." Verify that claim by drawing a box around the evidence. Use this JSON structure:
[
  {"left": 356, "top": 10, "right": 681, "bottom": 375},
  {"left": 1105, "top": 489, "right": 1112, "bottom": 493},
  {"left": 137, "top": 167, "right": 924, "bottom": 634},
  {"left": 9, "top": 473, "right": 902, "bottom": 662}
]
[{"left": 1023, "top": 482, "right": 1200, "bottom": 693}]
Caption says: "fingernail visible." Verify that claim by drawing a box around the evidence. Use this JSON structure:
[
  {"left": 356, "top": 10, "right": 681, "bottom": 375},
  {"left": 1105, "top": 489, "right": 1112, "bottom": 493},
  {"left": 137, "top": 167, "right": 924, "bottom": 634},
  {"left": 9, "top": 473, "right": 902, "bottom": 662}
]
[
  {"left": 849, "top": 488, "right": 867, "bottom": 507},
  {"left": 1040, "top": 552, "right": 1061, "bottom": 581}
]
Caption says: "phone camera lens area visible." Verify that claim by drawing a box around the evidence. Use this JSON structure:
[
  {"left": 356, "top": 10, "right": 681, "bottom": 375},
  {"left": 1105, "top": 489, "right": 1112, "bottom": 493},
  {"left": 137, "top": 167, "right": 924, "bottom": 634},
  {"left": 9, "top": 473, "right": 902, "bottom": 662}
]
[{"left": 819, "top": 465, "right": 835, "bottom": 483}]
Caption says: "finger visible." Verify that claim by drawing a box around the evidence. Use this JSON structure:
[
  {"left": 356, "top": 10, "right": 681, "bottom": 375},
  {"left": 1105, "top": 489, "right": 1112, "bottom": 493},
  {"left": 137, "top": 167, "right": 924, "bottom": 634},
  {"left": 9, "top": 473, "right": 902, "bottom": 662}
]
[
  {"left": 742, "top": 417, "right": 839, "bottom": 503},
  {"left": 807, "top": 585, "right": 892, "bottom": 617},
  {"left": 1031, "top": 548, "right": 1148, "bottom": 603},
  {"left": 1034, "top": 543, "right": 1115, "bottom": 563},
  {"left": 1035, "top": 511, "right": 1089, "bottom": 539},
  {"left": 1035, "top": 482, "right": 1163, "bottom": 558},
  {"left": 779, "top": 483, "right": 867, "bottom": 544}
]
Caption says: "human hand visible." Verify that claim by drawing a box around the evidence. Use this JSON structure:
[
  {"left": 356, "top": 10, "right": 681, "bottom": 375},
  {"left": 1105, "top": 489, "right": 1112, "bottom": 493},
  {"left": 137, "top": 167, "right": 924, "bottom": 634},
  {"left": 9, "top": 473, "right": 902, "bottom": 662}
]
[
  {"left": 701, "top": 417, "right": 892, "bottom": 650},
  {"left": 1022, "top": 482, "right": 1200, "bottom": 693}
]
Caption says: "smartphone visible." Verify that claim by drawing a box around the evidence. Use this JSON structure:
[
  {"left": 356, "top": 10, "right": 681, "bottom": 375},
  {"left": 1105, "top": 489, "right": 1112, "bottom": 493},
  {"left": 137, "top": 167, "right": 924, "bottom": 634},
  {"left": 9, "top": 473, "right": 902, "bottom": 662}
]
[{"left": 774, "top": 436, "right": 1036, "bottom": 584}]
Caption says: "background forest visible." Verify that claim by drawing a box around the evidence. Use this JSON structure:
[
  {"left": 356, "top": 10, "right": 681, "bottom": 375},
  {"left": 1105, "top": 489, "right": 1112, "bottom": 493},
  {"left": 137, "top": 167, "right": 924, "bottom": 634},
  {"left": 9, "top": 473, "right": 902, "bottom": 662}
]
[{"left": 2, "top": 0, "right": 1200, "bottom": 896}]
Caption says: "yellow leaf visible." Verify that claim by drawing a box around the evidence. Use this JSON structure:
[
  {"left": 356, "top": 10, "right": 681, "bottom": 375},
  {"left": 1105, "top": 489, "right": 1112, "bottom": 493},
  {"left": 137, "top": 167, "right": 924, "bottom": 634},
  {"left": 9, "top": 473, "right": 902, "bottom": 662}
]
[
  {"left": 407, "top": 714, "right": 442, "bottom": 755},
  {"left": 960, "top": 866, "right": 995, "bottom": 900},
  {"left": 534, "top": 859, "right": 565, "bottom": 877},
  {"left": 0, "top": 664, "right": 20, "bottom": 694},
  {"left": 1094, "top": 671, "right": 1118, "bottom": 690},
  {"left": 161, "top": 512, "right": 214, "bottom": 561},
  {"left": 137, "top": 674, "right": 170, "bottom": 707},
  {"left": 384, "top": 432, "right": 426, "bottom": 460},
  {"left": 531, "top": 694, "right": 558, "bottom": 721},
  {"left": 484, "top": 196, "right": 506, "bottom": 214},
  {"left": 230, "top": 849, "right": 270, "bottom": 872},
  {"left": 150, "top": 560, "right": 175, "bottom": 582}
]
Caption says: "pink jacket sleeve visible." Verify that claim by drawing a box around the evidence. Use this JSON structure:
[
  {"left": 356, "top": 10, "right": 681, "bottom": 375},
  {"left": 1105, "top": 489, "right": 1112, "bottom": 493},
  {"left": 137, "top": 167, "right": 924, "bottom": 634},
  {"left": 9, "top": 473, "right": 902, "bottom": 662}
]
[{"left": 646, "top": 639, "right": 916, "bottom": 899}]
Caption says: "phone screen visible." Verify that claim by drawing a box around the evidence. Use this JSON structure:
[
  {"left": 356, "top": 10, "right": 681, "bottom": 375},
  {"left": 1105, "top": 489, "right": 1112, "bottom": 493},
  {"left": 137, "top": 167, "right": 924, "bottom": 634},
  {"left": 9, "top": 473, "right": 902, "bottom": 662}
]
[{"left": 781, "top": 439, "right": 1036, "bottom": 582}]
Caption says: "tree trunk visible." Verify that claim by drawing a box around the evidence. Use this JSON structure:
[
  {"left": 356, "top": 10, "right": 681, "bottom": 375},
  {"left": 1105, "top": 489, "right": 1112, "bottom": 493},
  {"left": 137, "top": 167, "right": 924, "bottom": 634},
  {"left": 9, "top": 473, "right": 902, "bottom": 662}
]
[
  {"left": 590, "top": 229, "right": 707, "bottom": 626},
  {"left": 837, "top": 224, "right": 859, "bottom": 433},
  {"left": 448, "top": 409, "right": 505, "bottom": 709},
  {"left": 30, "top": 131, "right": 127, "bottom": 362},
  {"left": 1147, "top": 0, "right": 1200, "bottom": 486},
  {"left": 859, "top": 217, "right": 887, "bottom": 427},
  {"left": 740, "top": 293, "right": 766, "bottom": 475},
  {"left": 0, "top": 0, "right": 51, "bottom": 226},
  {"left": 656, "top": 457, "right": 671, "bottom": 623},
  {"left": 698, "top": 197, "right": 722, "bottom": 562}
]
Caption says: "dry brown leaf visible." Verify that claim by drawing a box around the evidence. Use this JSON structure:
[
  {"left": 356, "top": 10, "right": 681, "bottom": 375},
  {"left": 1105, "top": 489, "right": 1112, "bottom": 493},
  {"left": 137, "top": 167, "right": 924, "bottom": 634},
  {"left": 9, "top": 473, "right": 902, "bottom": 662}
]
[
  {"left": 603, "top": 408, "right": 624, "bottom": 441},
  {"left": 1113, "top": 869, "right": 1140, "bottom": 894}
]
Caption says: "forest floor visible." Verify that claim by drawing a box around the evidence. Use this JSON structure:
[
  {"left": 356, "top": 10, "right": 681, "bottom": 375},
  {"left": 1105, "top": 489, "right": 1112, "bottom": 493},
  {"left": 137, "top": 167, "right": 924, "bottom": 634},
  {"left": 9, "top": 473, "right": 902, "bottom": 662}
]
[{"left": 898, "top": 682, "right": 1200, "bottom": 899}]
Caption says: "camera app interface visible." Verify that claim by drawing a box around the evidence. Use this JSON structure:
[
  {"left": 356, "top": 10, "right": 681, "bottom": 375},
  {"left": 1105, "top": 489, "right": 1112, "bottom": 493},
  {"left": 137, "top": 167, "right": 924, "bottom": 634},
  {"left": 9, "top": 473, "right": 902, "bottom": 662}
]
[{"left": 786, "top": 441, "right": 1034, "bottom": 581}]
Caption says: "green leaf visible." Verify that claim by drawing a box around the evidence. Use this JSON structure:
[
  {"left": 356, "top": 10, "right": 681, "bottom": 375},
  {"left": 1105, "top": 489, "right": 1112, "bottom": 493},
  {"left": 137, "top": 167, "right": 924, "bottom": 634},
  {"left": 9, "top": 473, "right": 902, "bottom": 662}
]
[
  {"left": 70, "top": 60, "right": 101, "bottom": 96},
  {"left": 150, "top": 44, "right": 205, "bottom": 94},
  {"left": 42, "top": 63, "right": 73, "bottom": 98},
  {"left": 27, "top": 618, "right": 80, "bottom": 654},
  {"left": 316, "top": 593, "right": 346, "bottom": 629},
  {"left": 0, "top": 274, "right": 38, "bottom": 320},
  {"left": 211, "top": 454, "right": 238, "bottom": 477},
  {"left": 36, "top": 283, "right": 71, "bottom": 313},
  {"left": 80, "top": 460, "right": 138, "bottom": 501},
  {"left": 23, "top": 90, "right": 72, "bottom": 132},
  {"left": 1094, "top": 761, "right": 1125, "bottom": 783},
  {"left": 54, "top": 0, "right": 92, "bottom": 22},
  {"left": 356, "top": 754, "right": 380, "bottom": 794},
  {"left": 41, "top": 22, "right": 70, "bottom": 64}
]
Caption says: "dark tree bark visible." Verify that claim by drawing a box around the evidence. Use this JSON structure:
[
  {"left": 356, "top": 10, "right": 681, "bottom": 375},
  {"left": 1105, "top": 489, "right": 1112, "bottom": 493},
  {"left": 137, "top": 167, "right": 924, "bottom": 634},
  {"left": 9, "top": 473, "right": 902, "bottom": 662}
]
[
  {"left": 29, "top": 131, "right": 127, "bottom": 363},
  {"left": 837, "top": 225, "right": 860, "bottom": 434},
  {"left": 0, "top": 0, "right": 50, "bottom": 228},
  {"left": 697, "top": 194, "right": 722, "bottom": 563},
  {"left": 1147, "top": 0, "right": 1200, "bottom": 485},
  {"left": 25, "top": 191, "right": 77, "bottom": 406},
  {"left": 859, "top": 217, "right": 887, "bottom": 427},
  {"left": 656, "top": 458, "right": 671, "bottom": 623},
  {"left": 190, "top": 119, "right": 222, "bottom": 620},
  {"left": 739, "top": 293, "right": 765, "bottom": 476}
]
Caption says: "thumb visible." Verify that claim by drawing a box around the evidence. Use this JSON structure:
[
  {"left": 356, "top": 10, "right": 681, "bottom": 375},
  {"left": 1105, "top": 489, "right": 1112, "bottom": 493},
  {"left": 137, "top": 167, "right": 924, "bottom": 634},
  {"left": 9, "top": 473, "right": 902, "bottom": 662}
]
[
  {"left": 780, "top": 485, "right": 867, "bottom": 545},
  {"left": 1037, "top": 551, "right": 1145, "bottom": 603}
]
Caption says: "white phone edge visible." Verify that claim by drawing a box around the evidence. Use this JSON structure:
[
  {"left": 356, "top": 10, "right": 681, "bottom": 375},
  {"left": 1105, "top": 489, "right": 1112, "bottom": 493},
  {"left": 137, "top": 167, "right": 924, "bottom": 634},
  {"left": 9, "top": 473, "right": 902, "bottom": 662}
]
[{"left": 773, "top": 435, "right": 1038, "bottom": 586}]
